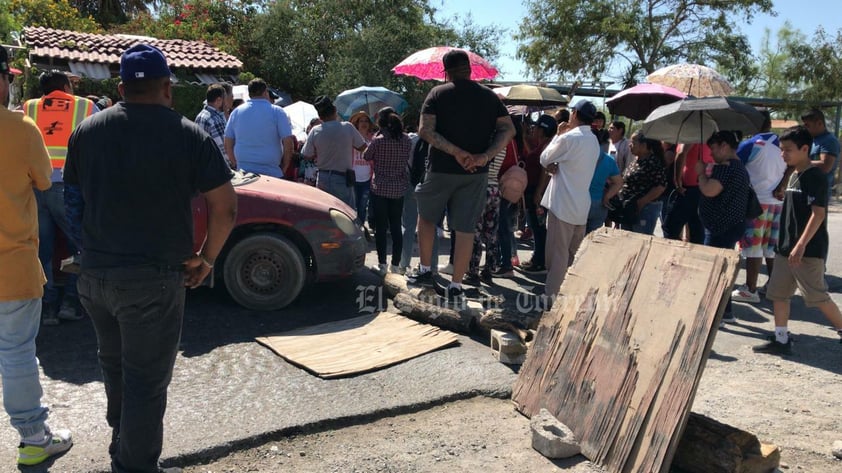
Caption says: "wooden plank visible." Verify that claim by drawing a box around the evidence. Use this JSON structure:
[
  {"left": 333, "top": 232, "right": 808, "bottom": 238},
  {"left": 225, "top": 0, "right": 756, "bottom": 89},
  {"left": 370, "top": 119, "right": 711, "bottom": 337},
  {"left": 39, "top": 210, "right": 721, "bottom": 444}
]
[
  {"left": 672, "top": 413, "right": 781, "bottom": 473},
  {"left": 512, "top": 228, "right": 739, "bottom": 473},
  {"left": 256, "top": 312, "right": 459, "bottom": 378}
]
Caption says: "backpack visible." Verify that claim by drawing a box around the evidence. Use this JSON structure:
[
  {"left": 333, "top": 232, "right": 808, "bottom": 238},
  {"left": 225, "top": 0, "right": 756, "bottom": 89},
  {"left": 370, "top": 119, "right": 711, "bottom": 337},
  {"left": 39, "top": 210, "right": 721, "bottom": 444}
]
[
  {"left": 499, "top": 161, "right": 528, "bottom": 204},
  {"left": 410, "top": 138, "right": 429, "bottom": 186}
]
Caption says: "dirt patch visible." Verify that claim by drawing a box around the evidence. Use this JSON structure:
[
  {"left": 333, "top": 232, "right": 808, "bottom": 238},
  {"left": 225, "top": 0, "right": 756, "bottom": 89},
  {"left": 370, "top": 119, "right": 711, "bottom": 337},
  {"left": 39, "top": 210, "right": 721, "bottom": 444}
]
[{"left": 181, "top": 396, "right": 604, "bottom": 473}]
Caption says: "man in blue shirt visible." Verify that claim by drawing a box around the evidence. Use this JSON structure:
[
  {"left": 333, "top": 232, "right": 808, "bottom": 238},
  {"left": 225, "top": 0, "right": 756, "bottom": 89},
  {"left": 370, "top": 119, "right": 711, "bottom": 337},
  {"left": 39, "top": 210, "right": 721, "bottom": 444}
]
[
  {"left": 224, "top": 78, "right": 294, "bottom": 178},
  {"left": 801, "top": 108, "right": 840, "bottom": 199}
]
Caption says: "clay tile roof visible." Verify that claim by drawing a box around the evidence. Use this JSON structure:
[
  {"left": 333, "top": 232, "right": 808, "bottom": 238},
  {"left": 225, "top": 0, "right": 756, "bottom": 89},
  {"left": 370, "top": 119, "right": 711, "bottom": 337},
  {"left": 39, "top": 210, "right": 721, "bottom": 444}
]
[{"left": 23, "top": 26, "right": 242, "bottom": 70}]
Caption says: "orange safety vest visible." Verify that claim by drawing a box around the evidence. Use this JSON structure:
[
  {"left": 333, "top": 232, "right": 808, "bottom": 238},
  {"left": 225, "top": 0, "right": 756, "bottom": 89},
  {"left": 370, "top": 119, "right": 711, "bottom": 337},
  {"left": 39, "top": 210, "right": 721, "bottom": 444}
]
[{"left": 24, "top": 91, "right": 95, "bottom": 170}]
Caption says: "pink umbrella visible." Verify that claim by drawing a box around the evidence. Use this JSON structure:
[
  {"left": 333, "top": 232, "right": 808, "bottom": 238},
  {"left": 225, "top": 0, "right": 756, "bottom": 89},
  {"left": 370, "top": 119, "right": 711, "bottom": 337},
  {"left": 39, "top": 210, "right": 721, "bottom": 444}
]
[
  {"left": 606, "top": 83, "right": 687, "bottom": 120},
  {"left": 392, "top": 46, "right": 498, "bottom": 81}
]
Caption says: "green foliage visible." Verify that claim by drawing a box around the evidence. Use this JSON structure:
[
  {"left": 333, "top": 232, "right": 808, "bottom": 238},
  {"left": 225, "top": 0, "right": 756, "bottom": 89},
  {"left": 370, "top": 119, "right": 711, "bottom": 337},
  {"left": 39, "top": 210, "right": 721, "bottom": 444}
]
[
  {"left": 517, "top": 0, "right": 773, "bottom": 83},
  {"left": 0, "top": 0, "right": 18, "bottom": 43},
  {"left": 119, "top": 0, "right": 263, "bottom": 58},
  {"left": 782, "top": 26, "right": 842, "bottom": 104},
  {"left": 10, "top": 0, "right": 101, "bottom": 32},
  {"left": 251, "top": 0, "right": 503, "bottom": 119},
  {"left": 61, "top": 77, "right": 209, "bottom": 119},
  {"left": 70, "top": 0, "right": 153, "bottom": 27},
  {"left": 726, "top": 22, "right": 805, "bottom": 99}
]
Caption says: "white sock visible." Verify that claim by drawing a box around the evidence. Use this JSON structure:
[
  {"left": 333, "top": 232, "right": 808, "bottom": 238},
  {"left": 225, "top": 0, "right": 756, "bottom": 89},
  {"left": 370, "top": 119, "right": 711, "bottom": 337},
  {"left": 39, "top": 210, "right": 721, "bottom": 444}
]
[
  {"left": 774, "top": 326, "right": 789, "bottom": 344},
  {"left": 419, "top": 265, "right": 430, "bottom": 273},
  {"left": 449, "top": 282, "right": 462, "bottom": 290},
  {"left": 22, "top": 430, "right": 46, "bottom": 444}
]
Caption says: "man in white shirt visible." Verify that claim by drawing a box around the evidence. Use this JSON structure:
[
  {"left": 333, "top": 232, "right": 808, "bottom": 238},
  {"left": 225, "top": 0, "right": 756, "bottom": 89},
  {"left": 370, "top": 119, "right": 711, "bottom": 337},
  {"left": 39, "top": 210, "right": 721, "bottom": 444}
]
[{"left": 540, "top": 100, "right": 600, "bottom": 301}]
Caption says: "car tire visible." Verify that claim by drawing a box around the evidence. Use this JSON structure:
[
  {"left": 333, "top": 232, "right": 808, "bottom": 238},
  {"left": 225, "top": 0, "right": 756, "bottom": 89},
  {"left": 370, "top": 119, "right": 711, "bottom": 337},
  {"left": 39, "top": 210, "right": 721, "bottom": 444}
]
[{"left": 223, "top": 233, "right": 306, "bottom": 310}]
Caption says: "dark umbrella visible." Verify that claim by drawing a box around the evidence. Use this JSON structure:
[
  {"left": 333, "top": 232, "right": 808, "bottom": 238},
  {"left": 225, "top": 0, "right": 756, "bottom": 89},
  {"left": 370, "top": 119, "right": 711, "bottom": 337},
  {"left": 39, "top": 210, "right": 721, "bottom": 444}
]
[
  {"left": 640, "top": 96, "right": 765, "bottom": 144},
  {"left": 497, "top": 84, "right": 569, "bottom": 107},
  {"left": 605, "top": 83, "right": 686, "bottom": 120}
]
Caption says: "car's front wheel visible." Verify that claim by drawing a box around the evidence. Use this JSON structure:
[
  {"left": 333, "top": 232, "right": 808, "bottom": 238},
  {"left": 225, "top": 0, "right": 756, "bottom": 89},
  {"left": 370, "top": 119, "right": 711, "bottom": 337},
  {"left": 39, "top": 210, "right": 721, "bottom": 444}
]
[{"left": 223, "top": 233, "right": 306, "bottom": 310}]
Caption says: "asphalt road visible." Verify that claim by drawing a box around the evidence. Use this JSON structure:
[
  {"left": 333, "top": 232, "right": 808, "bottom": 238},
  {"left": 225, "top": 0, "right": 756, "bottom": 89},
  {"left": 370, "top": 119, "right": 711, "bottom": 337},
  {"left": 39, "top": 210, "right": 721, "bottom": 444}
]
[{"left": 3, "top": 205, "right": 842, "bottom": 472}]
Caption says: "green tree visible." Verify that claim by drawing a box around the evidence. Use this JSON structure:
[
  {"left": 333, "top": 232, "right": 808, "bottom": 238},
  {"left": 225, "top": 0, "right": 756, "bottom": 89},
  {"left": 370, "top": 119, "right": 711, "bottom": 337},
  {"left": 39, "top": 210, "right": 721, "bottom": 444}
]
[
  {"left": 782, "top": 26, "right": 842, "bottom": 104},
  {"left": 0, "top": 0, "right": 17, "bottom": 42},
  {"left": 516, "top": 0, "right": 773, "bottom": 83},
  {"left": 70, "top": 0, "right": 156, "bottom": 26},
  {"left": 10, "top": 0, "right": 101, "bottom": 33},
  {"left": 253, "top": 0, "right": 502, "bottom": 116},
  {"left": 727, "top": 22, "right": 805, "bottom": 99},
  {"left": 119, "top": 0, "right": 262, "bottom": 57}
]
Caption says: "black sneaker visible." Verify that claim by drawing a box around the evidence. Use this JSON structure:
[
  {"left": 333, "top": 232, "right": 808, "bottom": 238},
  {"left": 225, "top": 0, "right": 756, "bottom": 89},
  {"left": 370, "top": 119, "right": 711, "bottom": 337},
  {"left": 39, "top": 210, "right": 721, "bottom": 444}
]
[
  {"left": 462, "top": 273, "right": 481, "bottom": 286},
  {"left": 479, "top": 269, "right": 493, "bottom": 284},
  {"left": 491, "top": 267, "right": 514, "bottom": 277},
  {"left": 406, "top": 269, "right": 434, "bottom": 287},
  {"left": 752, "top": 338, "right": 793, "bottom": 355},
  {"left": 445, "top": 286, "right": 465, "bottom": 305},
  {"left": 520, "top": 262, "right": 547, "bottom": 274}
]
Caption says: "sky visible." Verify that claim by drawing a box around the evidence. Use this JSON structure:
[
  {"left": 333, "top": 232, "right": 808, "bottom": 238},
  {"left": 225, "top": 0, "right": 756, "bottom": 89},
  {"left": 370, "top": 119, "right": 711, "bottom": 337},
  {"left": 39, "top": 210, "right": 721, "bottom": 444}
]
[{"left": 433, "top": 0, "right": 842, "bottom": 85}]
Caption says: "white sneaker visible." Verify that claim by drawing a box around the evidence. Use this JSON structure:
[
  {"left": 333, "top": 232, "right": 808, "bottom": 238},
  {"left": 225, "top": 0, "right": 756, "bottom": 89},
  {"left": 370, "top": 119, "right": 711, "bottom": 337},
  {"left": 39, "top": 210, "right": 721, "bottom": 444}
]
[
  {"left": 438, "top": 263, "right": 454, "bottom": 275},
  {"left": 731, "top": 285, "right": 760, "bottom": 303},
  {"left": 18, "top": 428, "right": 73, "bottom": 466}
]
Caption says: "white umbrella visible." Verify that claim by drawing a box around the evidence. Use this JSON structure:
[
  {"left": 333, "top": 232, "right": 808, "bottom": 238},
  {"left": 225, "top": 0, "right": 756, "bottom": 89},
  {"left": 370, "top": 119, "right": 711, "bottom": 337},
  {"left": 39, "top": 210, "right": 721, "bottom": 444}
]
[
  {"left": 283, "top": 101, "right": 319, "bottom": 140},
  {"left": 645, "top": 64, "right": 733, "bottom": 97}
]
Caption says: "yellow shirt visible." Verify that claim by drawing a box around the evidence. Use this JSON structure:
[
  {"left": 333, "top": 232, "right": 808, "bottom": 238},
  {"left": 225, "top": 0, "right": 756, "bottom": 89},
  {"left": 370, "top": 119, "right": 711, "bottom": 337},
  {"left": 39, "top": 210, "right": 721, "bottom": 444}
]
[{"left": 0, "top": 107, "right": 52, "bottom": 301}]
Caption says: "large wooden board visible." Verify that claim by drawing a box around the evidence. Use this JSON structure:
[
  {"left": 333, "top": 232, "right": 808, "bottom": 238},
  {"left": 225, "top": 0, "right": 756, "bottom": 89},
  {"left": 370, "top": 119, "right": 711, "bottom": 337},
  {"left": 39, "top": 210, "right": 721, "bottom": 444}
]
[
  {"left": 257, "top": 312, "right": 459, "bottom": 379},
  {"left": 512, "top": 228, "right": 739, "bottom": 473}
]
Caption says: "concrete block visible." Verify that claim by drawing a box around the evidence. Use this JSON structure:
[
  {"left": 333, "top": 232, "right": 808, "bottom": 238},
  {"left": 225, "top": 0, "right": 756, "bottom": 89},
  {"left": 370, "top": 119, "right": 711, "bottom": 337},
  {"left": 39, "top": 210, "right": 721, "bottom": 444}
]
[
  {"left": 462, "top": 300, "right": 485, "bottom": 319},
  {"left": 530, "top": 408, "right": 580, "bottom": 459},
  {"left": 490, "top": 329, "right": 526, "bottom": 364}
]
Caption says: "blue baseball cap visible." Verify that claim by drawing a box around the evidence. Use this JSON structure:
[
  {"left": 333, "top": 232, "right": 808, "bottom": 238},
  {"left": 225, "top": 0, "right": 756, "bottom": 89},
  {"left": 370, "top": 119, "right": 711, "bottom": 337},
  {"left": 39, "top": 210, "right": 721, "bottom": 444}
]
[
  {"left": 120, "top": 44, "right": 171, "bottom": 82},
  {"left": 572, "top": 100, "right": 597, "bottom": 121}
]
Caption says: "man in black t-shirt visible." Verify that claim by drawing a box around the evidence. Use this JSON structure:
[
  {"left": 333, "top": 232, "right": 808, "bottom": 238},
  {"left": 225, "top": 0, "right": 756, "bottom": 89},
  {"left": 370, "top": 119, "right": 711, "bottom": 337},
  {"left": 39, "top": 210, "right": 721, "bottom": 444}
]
[
  {"left": 64, "top": 44, "right": 237, "bottom": 472},
  {"left": 753, "top": 126, "right": 842, "bottom": 355},
  {"left": 408, "top": 49, "right": 514, "bottom": 303}
]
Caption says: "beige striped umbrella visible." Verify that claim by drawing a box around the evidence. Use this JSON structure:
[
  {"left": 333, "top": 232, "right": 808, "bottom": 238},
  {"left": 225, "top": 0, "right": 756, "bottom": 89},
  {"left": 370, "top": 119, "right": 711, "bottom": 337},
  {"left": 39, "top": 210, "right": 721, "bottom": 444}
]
[{"left": 645, "top": 63, "right": 733, "bottom": 97}]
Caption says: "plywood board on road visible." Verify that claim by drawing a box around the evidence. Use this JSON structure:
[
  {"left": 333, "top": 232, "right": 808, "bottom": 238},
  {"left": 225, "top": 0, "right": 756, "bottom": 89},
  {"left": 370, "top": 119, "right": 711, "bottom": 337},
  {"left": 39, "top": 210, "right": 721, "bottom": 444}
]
[
  {"left": 512, "top": 228, "right": 739, "bottom": 473},
  {"left": 257, "top": 312, "right": 459, "bottom": 379}
]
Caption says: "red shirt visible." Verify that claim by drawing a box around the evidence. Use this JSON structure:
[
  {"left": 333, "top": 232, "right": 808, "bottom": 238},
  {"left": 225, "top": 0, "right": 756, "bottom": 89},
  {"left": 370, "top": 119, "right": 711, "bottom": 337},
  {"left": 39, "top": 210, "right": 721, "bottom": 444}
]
[
  {"left": 522, "top": 141, "right": 549, "bottom": 187},
  {"left": 677, "top": 143, "right": 714, "bottom": 187}
]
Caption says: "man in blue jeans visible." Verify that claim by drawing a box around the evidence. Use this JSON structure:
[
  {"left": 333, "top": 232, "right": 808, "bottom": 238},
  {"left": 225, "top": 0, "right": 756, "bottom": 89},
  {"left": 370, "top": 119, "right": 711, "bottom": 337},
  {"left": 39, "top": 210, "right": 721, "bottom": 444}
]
[
  {"left": 0, "top": 46, "right": 74, "bottom": 467},
  {"left": 23, "top": 70, "right": 96, "bottom": 325},
  {"left": 64, "top": 44, "right": 237, "bottom": 473}
]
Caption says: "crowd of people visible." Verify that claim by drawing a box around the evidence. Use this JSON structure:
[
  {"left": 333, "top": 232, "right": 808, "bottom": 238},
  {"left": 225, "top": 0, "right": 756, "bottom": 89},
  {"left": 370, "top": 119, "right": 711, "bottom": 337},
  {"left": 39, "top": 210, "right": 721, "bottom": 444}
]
[{"left": 2, "top": 40, "right": 842, "bottom": 472}]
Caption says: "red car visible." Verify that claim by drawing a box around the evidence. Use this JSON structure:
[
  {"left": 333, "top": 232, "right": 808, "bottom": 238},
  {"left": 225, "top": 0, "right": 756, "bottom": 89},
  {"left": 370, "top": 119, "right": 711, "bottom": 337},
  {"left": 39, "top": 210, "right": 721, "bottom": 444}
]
[{"left": 192, "top": 170, "right": 366, "bottom": 310}]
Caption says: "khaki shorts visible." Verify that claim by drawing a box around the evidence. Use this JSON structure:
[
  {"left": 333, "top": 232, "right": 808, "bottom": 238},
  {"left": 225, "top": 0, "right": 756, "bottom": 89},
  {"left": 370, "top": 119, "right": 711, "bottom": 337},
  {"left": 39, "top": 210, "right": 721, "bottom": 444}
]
[
  {"left": 765, "top": 254, "right": 831, "bottom": 307},
  {"left": 416, "top": 172, "right": 488, "bottom": 233}
]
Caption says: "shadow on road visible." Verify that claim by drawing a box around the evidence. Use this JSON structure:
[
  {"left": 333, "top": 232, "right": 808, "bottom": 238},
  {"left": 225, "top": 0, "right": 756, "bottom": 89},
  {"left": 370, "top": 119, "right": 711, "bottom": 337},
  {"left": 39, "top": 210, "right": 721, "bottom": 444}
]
[
  {"left": 730, "top": 296, "right": 842, "bottom": 375},
  {"left": 35, "top": 268, "right": 386, "bottom": 384}
]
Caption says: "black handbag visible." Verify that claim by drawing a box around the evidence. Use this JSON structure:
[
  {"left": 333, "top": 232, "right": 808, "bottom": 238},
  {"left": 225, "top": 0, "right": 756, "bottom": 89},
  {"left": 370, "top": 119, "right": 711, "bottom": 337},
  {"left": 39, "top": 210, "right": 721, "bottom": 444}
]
[
  {"left": 607, "top": 196, "right": 638, "bottom": 226},
  {"left": 746, "top": 186, "right": 762, "bottom": 220}
]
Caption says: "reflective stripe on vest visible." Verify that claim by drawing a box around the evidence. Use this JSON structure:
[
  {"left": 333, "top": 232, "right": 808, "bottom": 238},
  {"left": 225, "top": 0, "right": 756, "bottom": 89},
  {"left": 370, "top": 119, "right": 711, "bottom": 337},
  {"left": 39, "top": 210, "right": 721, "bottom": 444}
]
[{"left": 24, "top": 94, "right": 94, "bottom": 170}]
